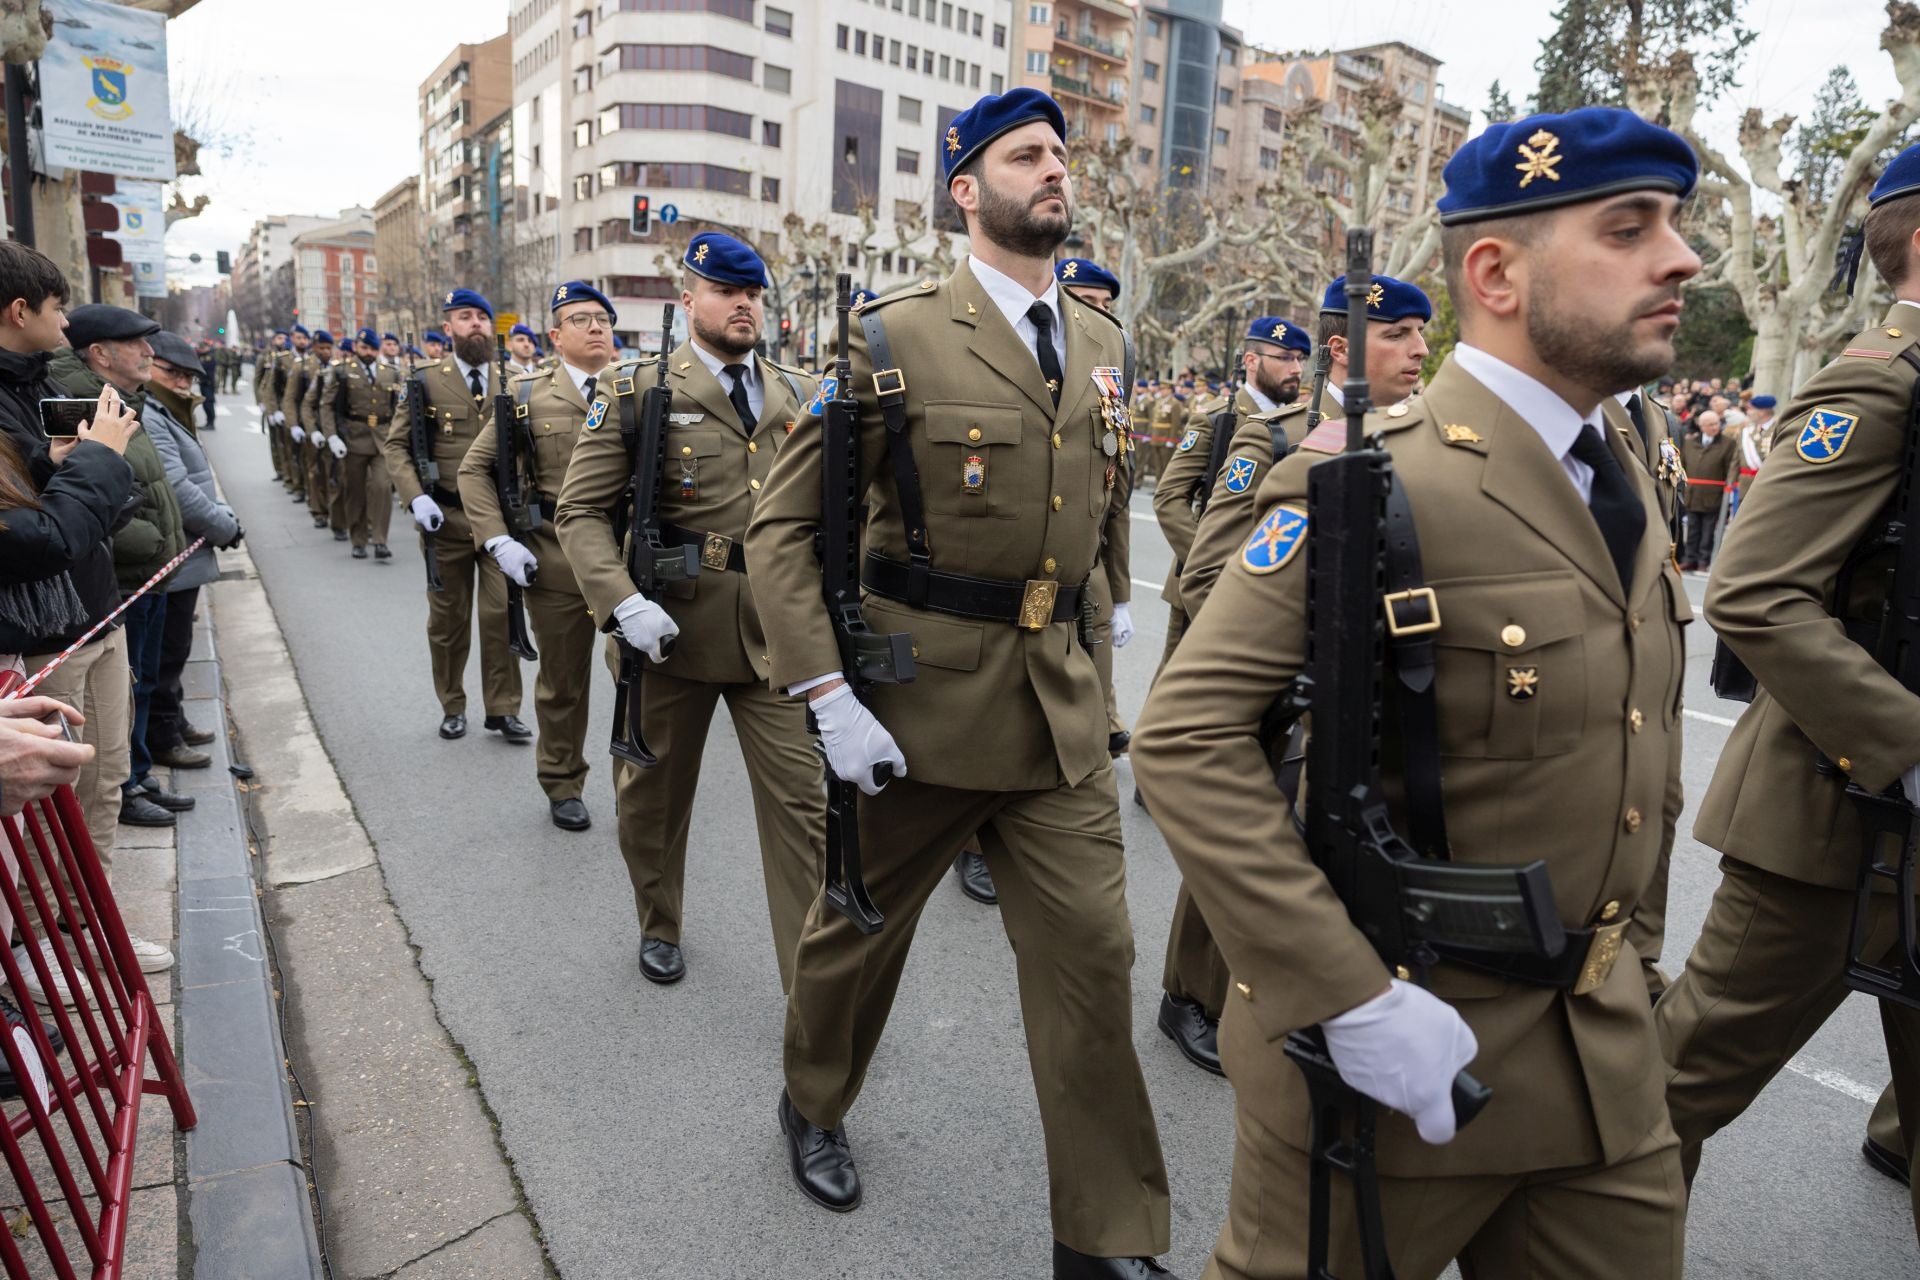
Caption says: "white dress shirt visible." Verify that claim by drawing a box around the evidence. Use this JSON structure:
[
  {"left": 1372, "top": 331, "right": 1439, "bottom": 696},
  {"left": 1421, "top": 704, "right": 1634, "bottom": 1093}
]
[
  {"left": 1452, "top": 343, "right": 1604, "bottom": 503},
  {"left": 966, "top": 255, "right": 1067, "bottom": 380},
  {"left": 452, "top": 354, "right": 491, "bottom": 398},
  {"left": 1245, "top": 383, "right": 1278, "bottom": 415},
  {"left": 690, "top": 338, "right": 764, "bottom": 423},
  {"left": 558, "top": 360, "right": 604, "bottom": 401}
]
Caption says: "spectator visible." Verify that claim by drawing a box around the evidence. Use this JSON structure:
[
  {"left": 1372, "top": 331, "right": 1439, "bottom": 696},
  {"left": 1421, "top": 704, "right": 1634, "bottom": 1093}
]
[
  {"left": 142, "top": 332, "right": 240, "bottom": 769},
  {"left": 1678, "top": 408, "right": 1734, "bottom": 571},
  {"left": 52, "top": 306, "right": 190, "bottom": 835}
]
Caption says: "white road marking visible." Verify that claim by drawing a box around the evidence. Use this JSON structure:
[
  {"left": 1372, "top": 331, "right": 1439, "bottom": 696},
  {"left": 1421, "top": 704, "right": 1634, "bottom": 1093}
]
[
  {"left": 1783, "top": 1055, "right": 1882, "bottom": 1104},
  {"left": 1131, "top": 578, "right": 1162, "bottom": 592},
  {"left": 1685, "top": 709, "right": 1740, "bottom": 728}
]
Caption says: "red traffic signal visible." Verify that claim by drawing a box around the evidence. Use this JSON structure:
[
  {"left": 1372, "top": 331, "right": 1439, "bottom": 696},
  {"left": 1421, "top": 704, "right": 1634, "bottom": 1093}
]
[
  {"left": 630, "top": 195, "right": 652, "bottom": 237},
  {"left": 780, "top": 317, "right": 792, "bottom": 333}
]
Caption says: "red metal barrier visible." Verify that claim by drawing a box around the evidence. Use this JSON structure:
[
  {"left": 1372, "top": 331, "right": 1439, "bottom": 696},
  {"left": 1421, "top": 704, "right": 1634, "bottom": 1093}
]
[{"left": 0, "top": 670, "right": 196, "bottom": 1278}]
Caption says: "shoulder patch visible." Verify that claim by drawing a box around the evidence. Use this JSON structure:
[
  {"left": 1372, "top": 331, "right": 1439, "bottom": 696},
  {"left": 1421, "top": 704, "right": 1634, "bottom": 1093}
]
[
  {"left": 583, "top": 399, "right": 608, "bottom": 431},
  {"left": 1242, "top": 505, "right": 1308, "bottom": 575},
  {"left": 1795, "top": 407, "right": 1859, "bottom": 464},
  {"left": 1222, "top": 456, "right": 1258, "bottom": 493},
  {"left": 803, "top": 375, "right": 841, "bottom": 415},
  {"left": 1177, "top": 427, "right": 1200, "bottom": 452}
]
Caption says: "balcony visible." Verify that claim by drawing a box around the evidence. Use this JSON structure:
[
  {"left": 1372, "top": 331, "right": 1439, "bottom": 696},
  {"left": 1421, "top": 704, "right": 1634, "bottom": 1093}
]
[
  {"left": 1054, "top": 24, "right": 1127, "bottom": 64},
  {"left": 1051, "top": 72, "right": 1125, "bottom": 107},
  {"left": 1335, "top": 54, "right": 1382, "bottom": 81}
]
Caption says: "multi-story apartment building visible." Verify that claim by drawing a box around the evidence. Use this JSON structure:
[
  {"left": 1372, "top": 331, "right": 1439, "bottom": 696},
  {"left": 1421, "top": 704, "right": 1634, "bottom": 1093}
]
[
  {"left": 1009, "top": 0, "right": 1132, "bottom": 146},
  {"left": 233, "top": 213, "right": 331, "bottom": 343},
  {"left": 289, "top": 208, "right": 376, "bottom": 339},
  {"left": 1130, "top": 0, "right": 1245, "bottom": 191},
  {"left": 372, "top": 177, "right": 426, "bottom": 341},
  {"left": 507, "top": 0, "right": 1013, "bottom": 359},
  {"left": 421, "top": 36, "right": 513, "bottom": 297}
]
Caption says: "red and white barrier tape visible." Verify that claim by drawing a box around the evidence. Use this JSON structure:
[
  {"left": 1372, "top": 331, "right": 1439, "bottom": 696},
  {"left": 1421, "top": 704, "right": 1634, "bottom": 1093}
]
[{"left": 9, "top": 536, "right": 208, "bottom": 699}]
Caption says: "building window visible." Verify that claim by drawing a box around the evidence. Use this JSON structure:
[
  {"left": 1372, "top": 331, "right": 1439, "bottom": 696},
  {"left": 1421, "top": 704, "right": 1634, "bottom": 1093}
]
[
  {"left": 833, "top": 79, "right": 883, "bottom": 215},
  {"left": 765, "top": 64, "right": 791, "bottom": 93},
  {"left": 890, "top": 39, "right": 901, "bottom": 65},
  {"left": 763, "top": 176, "right": 781, "bottom": 203},
  {"left": 1143, "top": 61, "right": 1158, "bottom": 82},
  {"left": 572, "top": 8, "right": 591, "bottom": 37},
  {"left": 573, "top": 65, "right": 593, "bottom": 93},
  {"left": 602, "top": 275, "right": 677, "bottom": 299},
  {"left": 906, "top": 45, "right": 918, "bottom": 71},
  {"left": 1211, "top": 166, "right": 1227, "bottom": 184},
  {"left": 573, "top": 174, "right": 593, "bottom": 199},
  {"left": 600, "top": 103, "right": 754, "bottom": 139},
  {"left": 1105, "top": 122, "right": 1119, "bottom": 143},
  {"left": 854, "top": 30, "right": 866, "bottom": 54},
  {"left": 896, "top": 148, "right": 920, "bottom": 174},
  {"left": 1263, "top": 107, "right": 1283, "bottom": 132},
  {"left": 837, "top": 23, "right": 849, "bottom": 49},
  {"left": 942, "top": 3, "right": 953, "bottom": 26},
  {"left": 614, "top": 45, "right": 755, "bottom": 80},
  {"left": 614, "top": 0, "right": 754, "bottom": 14},
  {"left": 874, "top": 31, "right": 887, "bottom": 60},
  {"left": 1138, "top": 146, "right": 1152, "bottom": 165},
  {"left": 1259, "top": 147, "right": 1278, "bottom": 171},
  {"left": 990, "top": 72, "right": 1002, "bottom": 93},
  {"left": 1214, "top": 127, "right": 1229, "bottom": 146},
  {"left": 939, "top": 54, "right": 950, "bottom": 79},
  {"left": 574, "top": 120, "right": 592, "bottom": 148},
  {"left": 765, "top": 5, "right": 792, "bottom": 36},
  {"left": 1025, "top": 50, "right": 1047, "bottom": 73},
  {"left": 613, "top": 161, "right": 751, "bottom": 194},
  {"left": 1139, "top": 103, "right": 1155, "bottom": 124},
  {"left": 972, "top": 12, "right": 981, "bottom": 35},
  {"left": 992, "top": 22, "right": 1005, "bottom": 47},
  {"left": 573, "top": 227, "right": 593, "bottom": 253},
  {"left": 1218, "top": 87, "right": 1234, "bottom": 106},
  {"left": 1027, "top": 3, "right": 1048, "bottom": 24},
  {"left": 763, "top": 120, "right": 782, "bottom": 146},
  {"left": 1220, "top": 44, "right": 1237, "bottom": 65},
  {"left": 899, "top": 96, "right": 922, "bottom": 123},
  {"left": 1146, "top": 15, "right": 1161, "bottom": 37}
]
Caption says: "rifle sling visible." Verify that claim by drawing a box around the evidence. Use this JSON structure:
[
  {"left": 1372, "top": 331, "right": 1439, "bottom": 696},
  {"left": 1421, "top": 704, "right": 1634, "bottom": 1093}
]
[
  {"left": 1383, "top": 474, "right": 1449, "bottom": 861},
  {"left": 859, "top": 309, "right": 932, "bottom": 608},
  {"left": 1193, "top": 404, "right": 1240, "bottom": 515}
]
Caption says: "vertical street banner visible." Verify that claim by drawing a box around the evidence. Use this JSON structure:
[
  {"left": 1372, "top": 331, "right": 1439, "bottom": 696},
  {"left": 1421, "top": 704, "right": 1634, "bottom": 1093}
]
[
  {"left": 38, "top": 0, "right": 176, "bottom": 182},
  {"left": 108, "top": 180, "right": 165, "bottom": 297}
]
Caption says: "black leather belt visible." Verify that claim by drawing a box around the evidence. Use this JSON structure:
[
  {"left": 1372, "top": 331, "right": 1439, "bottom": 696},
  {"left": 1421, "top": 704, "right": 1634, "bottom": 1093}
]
[
  {"left": 863, "top": 552, "right": 1081, "bottom": 627},
  {"left": 431, "top": 485, "right": 463, "bottom": 509},
  {"left": 662, "top": 523, "right": 745, "bottom": 572}
]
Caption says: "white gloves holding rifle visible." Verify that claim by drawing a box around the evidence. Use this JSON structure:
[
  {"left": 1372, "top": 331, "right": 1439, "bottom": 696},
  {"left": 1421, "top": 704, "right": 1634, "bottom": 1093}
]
[
  {"left": 1320, "top": 978, "right": 1478, "bottom": 1145},
  {"left": 808, "top": 683, "right": 906, "bottom": 795},
  {"left": 485, "top": 536, "right": 538, "bottom": 589},
  {"left": 613, "top": 593, "right": 678, "bottom": 662},
  {"left": 288, "top": 424, "right": 304, "bottom": 445},
  {"left": 1111, "top": 602, "right": 1134, "bottom": 649},
  {"left": 409, "top": 495, "right": 444, "bottom": 533},
  {"left": 327, "top": 435, "right": 348, "bottom": 460}
]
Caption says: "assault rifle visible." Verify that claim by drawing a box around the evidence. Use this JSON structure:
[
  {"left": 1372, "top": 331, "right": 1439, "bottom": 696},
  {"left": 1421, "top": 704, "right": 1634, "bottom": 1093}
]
[
  {"left": 493, "top": 341, "right": 540, "bottom": 662},
  {"left": 812, "top": 274, "right": 916, "bottom": 933},
  {"left": 400, "top": 332, "right": 445, "bottom": 593},
  {"left": 1304, "top": 342, "right": 1334, "bottom": 434},
  {"left": 1279, "top": 229, "right": 1564, "bottom": 1280},
  {"left": 609, "top": 305, "right": 701, "bottom": 767}
]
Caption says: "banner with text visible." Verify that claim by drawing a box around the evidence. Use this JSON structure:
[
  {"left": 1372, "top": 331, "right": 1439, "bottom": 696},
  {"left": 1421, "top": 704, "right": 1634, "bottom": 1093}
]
[
  {"left": 39, "top": 0, "right": 176, "bottom": 182},
  {"left": 108, "top": 181, "right": 165, "bottom": 298}
]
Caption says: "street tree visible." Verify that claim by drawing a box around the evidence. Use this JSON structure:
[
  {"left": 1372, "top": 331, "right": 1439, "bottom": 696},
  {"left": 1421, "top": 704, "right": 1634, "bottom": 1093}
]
[{"left": 1534, "top": 0, "right": 1756, "bottom": 113}]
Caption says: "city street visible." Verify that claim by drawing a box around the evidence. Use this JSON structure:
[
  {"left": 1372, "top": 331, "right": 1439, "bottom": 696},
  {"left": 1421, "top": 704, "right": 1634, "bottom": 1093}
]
[{"left": 202, "top": 392, "right": 1913, "bottom": 1279}]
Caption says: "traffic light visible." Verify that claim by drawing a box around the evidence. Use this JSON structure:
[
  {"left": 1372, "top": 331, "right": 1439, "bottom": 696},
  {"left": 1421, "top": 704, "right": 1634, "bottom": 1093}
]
[
  {"left": 216, "top": 325, "right": 226, "bottom": 335},
  {"left": 216, "top": 250, "right": 231, "bottom": 274},
  {"left": 630, "top": 195, "right": 652, "bottom": 237},
  {"left": 779, "top": 317, "right": 792, "bottom": 334}
]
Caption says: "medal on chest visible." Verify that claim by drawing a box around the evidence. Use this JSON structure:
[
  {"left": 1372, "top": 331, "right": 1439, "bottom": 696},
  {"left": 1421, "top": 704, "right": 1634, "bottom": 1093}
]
[
  {"left": 1091, "top": 367, "right": 1130, "bottom": 456},
  {"left": 679, "top": 458, "right": 699, "bottom": 500},
  {"left": 962, "top": 453, "right": 986, "bottom": 495}
]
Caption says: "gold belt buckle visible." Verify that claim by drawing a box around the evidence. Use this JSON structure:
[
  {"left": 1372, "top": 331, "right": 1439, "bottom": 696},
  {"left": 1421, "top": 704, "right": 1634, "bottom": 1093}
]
[
  {"left": 1572, "top": 919, "right": 1630, "bottom": 996},
  {"left": 1018, "top": 579, "right": 1058, "bottom": 630},
  {"left": 700, "top": 531, "right": 733, "bottom": 572},
  {"left": 366, "top": 414, "right": 379, "bottom": 427}
]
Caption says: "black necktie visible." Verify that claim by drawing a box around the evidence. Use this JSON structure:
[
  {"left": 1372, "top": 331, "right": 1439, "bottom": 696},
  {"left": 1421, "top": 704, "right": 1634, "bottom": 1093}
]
[
  {"left": 1569, "top": 425, "right": 1646, "bottom": 594},
  {"left": 1624, "top": 393, "right": 1650, "bottom": 452},
  {"left": 723, "top": 363, "right": 757, "bottom": 430},
  {"left": 582, "top": 375, "right": 597, "bottom": 404},
  {"left": 1027, "top": 301, "right": 1062, "bottom": 406},
  {"left": 468, "top": 366, "right": 484, "bottom": 405}
]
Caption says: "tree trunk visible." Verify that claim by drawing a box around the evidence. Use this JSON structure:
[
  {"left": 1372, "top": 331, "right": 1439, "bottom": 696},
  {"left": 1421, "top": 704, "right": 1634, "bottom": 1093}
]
[{"left": 1748, "top": 306, "right": 1794, "bottom": 399}]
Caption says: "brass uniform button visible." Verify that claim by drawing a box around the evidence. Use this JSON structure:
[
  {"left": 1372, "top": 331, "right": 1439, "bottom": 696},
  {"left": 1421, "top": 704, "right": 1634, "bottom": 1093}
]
[
  {"left": 1044, "top": 557, "right": 1057, "bottom": 573},
  {"left": 912, "top": 645, "right": 921, "bottom": 658},
  {"left": 1052, "top": 432, "right": 1062, "bottom": 449},
  {"left": 1838, "top": 756, "right": 1853, "bottom": 772},
  {"left": 968, "top": 427, "right": 982, "bottom": 442},
  {"left": 1629, "top": 708, "right": 1644, "bottom": 732},
  {"left": 1235, "top": 981, "right": 1254, "bottom": 1000},
  {"left": 1051, "top": 495, "right": 1063, "bottom": 511},
  {"left": 1394, "top": 965, "right": 1411, "bottom": 981},
  {"left": 749, "top": 478, "right": 762, "bottom": 491},
  {"left": 1600, "top": 899, "right": 1621, "bottom": 922},
  {"left": 1889, "top": 328, "right": 1904, "bottom": 338},
  {"left": 1624, "top": 807, "right": 1643, "bottom": 833},
  {"left": 1500, "top": 624, "right": 1526, "bottom": 649},
  {"left": 1629, "top": 613, "right": 1642, "bottom": 633},
  {"left": 681, "top": 445, "right": 693, "bottom": 457},
  {"left": 747, "top": 440, "right": 759, "bottom": 453}
]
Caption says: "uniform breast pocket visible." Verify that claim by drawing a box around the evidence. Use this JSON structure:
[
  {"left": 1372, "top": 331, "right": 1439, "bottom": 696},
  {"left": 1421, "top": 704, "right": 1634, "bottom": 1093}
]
[
  {"left": 531, "top": 426, "right": 576, "bottom": 496},
  {"left": 922, "top": 401, "right": 1023, "bottom": 518},
  {"left": 664, "top": 428, "right": 726, "bottom": 511},
  {"left": 1429, "top": 571, "right": 1588, "bottom": 760}
]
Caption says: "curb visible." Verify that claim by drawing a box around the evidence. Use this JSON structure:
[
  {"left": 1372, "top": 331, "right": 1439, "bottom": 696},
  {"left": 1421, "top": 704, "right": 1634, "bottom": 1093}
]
[{"left": 172, "top": 584, "right": 327, "bottom": 1277}]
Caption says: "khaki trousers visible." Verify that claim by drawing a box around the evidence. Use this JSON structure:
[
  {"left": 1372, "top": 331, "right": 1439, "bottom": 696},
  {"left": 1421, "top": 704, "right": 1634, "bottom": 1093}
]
[
  {"left": 342, "top": 449, "right": 392, "bottom": 548},
  {"left": 1870, "top": 1081, "right": 1903, "bottom": 1153},
  {"left": 607, "top": 652, "right": 824, "bottom": 990},
  {"left": 524, "top": 585, "right": 595, "bottom": 802},
  {"left": 266, "top": 417, "right": 287, "bottom": 482},
  {"left": 20, "top": 630, "right": 131, "bottom": 935},
  {"left": 1085, "top": 565, "right": 1125, "bottom": 736},
  {"left": 1657, "top": 855, "right": 1920, "bottom": 1240},
  {"left": 305, "top": 440, "right": 335, "bottom": 522},
  {"left": 784, "top": 767, "right": 1172, "bottom": 1258},
  {"left": 425, "top": 506, "right": 523, "bottom": 718},
  {"left": 1204, "top": 1104, "right": 1683, "bottom": 1280}
]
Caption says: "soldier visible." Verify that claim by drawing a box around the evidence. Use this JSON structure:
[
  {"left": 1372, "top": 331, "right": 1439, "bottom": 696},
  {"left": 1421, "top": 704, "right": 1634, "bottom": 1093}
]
[
  {"left": 256, "top": 328, "right": 289, "bottom": 481},
  {"left": 299, "top": 330, "right": 349, "bottom": 540},
  {"left": 278, "top": 324, "right": 322, "bottom": 511},
  {"left": 744, "top": 90, "right": 1174, "bottom": 1279},
  {"left": 1676, "top": 406, "right": 1732, "bottom": 568},
  {"left": 556, "top": 238, "right": 828, "bottom": 983},
  {"left": 1143, "top": 380, "right": 1178, "bottom": 486},
  {"left": 505, "top": 322, "right": 544, "bottom": 376},
  {"left": 380, "top": 332, "right": 405, "bottom": 372},
  {"left": 1657, "top": 141, "right": 1920, "bottom": 1240},
  {"left": 455, "top": 284, "right": 609, "bottom": 831},
  {"left": 381, "top": 289, "right": 532, "bottom": 743},
  {"left": 321, "top": 328, "right": 397, "bottom": 561},
  {"left": 1134, "top": 105, "right": 1699, "bottom": 1277},
  {"left": 423, "top": 331, "right": 448, "bottom": 364}
]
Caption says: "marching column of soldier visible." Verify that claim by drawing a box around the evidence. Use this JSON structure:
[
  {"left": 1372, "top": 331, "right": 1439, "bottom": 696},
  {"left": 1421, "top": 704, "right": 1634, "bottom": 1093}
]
[{"left": 227, "top": 84, "right": 1920, "bottom": 1279}]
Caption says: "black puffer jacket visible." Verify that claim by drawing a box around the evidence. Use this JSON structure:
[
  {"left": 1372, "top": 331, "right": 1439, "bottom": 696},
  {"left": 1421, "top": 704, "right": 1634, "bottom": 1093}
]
[{"left": 0, "top": 344, "right": 129, "bottom": 652}]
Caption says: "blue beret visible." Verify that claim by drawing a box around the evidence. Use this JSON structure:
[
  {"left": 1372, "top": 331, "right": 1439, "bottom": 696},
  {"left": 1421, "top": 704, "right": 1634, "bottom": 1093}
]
[
  {"left": 355, "top": 328, "right": 378, "bottom": 348},
  {"left": 942, "top": 87, "right": 1066, "bottom": 182},
  {"left": 406, "top": 344, "right": 423, "bottom": 357},
  {"left": 1871, "top": 141, "right": 1920, "bottom": 207},
  {"left": 290, "top": 324, "right": 310, "bottom": 338},
  {"left": 1438, "top": 106, "right": 1697, "bottom": 226},
  {"left": 273, "top": 328, "right": 289, "bottom": 338},
  {"left": 1246, "top": 316, "right": 1310, "bottom": 352},
  {"left": 424, "top": 331, "right": 447, "bottom": 345},
  {"left": 1319, "top": 274, "right": 1433, "bottom": 323},
  {"left": 311, "top": 329, "right": 335, "bottom": 345},
  {"left": 549, "top": 279, "right": 618, "bottom": 324},
  {"left": 1750, "top": 394, "right": 1777, "bottom": 409},
  {"left": 849, "top": 286, "right": 879, "bottom": 309},
  {"left": 509, "top": 322, "right": 540, "bottom": 342},
  {"left": 381, "top": 332, "right": 399, "bottom": 344},
  {"left": 441, "top": 287, "right": 493, "bottom": 319},
  {"left": 1055, "top": 257, "right": 1119, "bottom": 298},
  {"left": 683, "top": 233, "right": 766, "bottom": 288}
]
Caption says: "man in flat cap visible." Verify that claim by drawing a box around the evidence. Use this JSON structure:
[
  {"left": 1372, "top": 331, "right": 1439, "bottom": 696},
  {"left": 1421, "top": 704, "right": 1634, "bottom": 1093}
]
[
  {"left": 557, "top": 237, "right": 828, "bottom": 986},
  {"left": 320, "top": 328, "right": 398, "bottom": 561},
  {"left": 744, "top": 89, "right": 1175, "bottom": 1280},
  {"left": 1657, "top": 137, "right": 1920, "bottom": 1242},
  {"left": 1134, "top": 104, "right": 1702, "bottom": 1276},
  {"left": 381, "top": 289, "right": 530, "bottom": 743}
]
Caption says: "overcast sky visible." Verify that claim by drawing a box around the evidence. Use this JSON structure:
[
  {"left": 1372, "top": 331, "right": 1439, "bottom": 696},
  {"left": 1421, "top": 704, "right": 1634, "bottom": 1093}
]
[{"left": 156, "top": 0, "right": 1902, "bottom": 289}]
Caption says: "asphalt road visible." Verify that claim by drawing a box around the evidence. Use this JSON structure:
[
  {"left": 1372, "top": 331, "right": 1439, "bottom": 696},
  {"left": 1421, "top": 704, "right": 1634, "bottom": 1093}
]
[{"left": 201, "top": 391, "right": 1914, "bottom": 1279}]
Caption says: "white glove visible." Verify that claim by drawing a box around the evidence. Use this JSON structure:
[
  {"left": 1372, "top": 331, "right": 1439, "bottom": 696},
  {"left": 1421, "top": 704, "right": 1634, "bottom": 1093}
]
[
  {"left": 1903, "top": 764, "right": 1920, "bottom": 807},
  {"left": 1320, "top": 978, "right": 1478, "bottom": 1145},
  {"left": 809, "top": 682, "right": 907, "bottom": 795},
  {"left": 612, "top": 592, "right": 679, "bottom": 663},
  {"left": 1111, "top": 601, "right": 1134, "bottom": 649},
  {"left": 409, "top": 495, "right": 444, "bottom": 533},
  {"left": 269, "top": 410, "right": 285, "bottom": 427},
  {"left": 288, "top": 424, "right": 304, "bottom": 445},
  {"left": 327, "top": 435, "right": 348, "bottom": 459},
  {"left": 486, "top": 536, "right": 538, "bottom": 588}
]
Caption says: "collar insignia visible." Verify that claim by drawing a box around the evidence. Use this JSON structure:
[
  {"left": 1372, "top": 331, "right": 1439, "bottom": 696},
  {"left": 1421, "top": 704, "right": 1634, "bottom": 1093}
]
[
  {"left": 1515, "top": 129, "right": 1564, "bottom": 188},
  {"left": 1441, "top": 424, "right": 1483, "bottom": 445}
]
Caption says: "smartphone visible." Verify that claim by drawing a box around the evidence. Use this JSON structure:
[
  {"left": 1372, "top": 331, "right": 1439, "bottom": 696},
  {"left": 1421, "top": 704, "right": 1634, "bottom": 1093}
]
[{"left": 38, "top": 398, "right": 96, "bottom": 438}]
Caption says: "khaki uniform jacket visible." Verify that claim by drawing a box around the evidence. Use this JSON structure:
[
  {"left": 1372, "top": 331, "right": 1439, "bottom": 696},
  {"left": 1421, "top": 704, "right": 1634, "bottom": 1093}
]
[
  {"left": 554, "top": 344, "right": 813, "bottom": 687},
  {"left": 299, "top": 360, "right": 334, "bottom": 438},
  {"left": 457, "top": 363, "right": 599, "bottom": 600},
  {"left": 1678, "top": 431, "right": 1735, "bottom": 513},
  {"left": 1175, "top": 400, "right": 1310, "bottom": 617},
  {"left": 280, "top": 352, "right": 321, "bottom": 429},
  {"left": 253, "top": 349, "right": 281, "bottom": 404},
  {"left": 1133, "top": 356, "right": 1688, "bottom": 1176},
  {"left": 383, "top": 359, "right": 491, "bottom": 507},
  {"left": 744, "top": 259, "right": 1130, "bottom": 793},
  {"left": 1151, "top": 387, "right": 1261, "bottom": 606},
  {"left": 321, "top": 357, "right": 401, "bottom": 456},
  {"left": 1697, "top": 302, "right": 1920, "bottom": 888}
]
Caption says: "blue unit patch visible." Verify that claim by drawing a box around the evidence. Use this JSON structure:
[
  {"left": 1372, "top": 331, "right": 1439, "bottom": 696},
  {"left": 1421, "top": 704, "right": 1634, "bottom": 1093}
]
[
  {"left": 1242, "top": 505, "right": 1308, "bottom": 575},
  {"left": 583, "top": 399, "right": 608, "bottom": 431},
  {"left": 1178, "top": 428, "right": 1199, "bottom": 452},
  {"left": 1223, "top": 457, "right": 1257, "bottom": 493},
  {"left": 1795, "top": 407, "right": 1858, "bottom": 464},
  {"left": 804, "top": 375, "right": 839, "bottom": 415}
]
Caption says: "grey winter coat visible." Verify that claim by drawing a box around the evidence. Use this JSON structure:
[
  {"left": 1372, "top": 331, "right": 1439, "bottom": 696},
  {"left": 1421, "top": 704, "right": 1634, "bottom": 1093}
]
[{"left": 143, "top": 390, "right": 236, "bottom": 592}]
